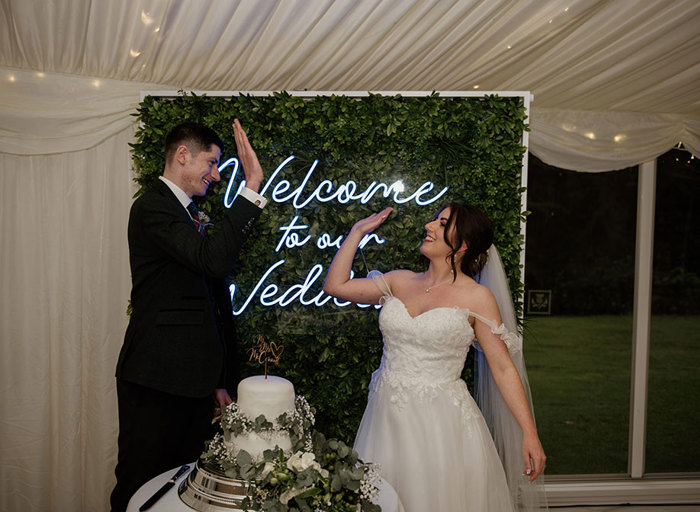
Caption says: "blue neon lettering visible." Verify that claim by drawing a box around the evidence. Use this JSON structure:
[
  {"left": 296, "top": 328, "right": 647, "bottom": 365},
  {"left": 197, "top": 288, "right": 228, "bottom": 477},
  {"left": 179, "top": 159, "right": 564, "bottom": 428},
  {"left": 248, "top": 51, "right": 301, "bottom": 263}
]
[
  {"left": 317, "top": 233, "right": 344, "bottom": 250},
  {"left": 275, "top": 216, "right": 312, "bottom": 252},
  {"left": 359, "top": 233, "right": 385, "bottom": 249},
  {"left": 222, "top": 154, "right": 448, "bottom": 312},
  {"left": 223, "top": 154, "right": 448, "bottom": 209},
  {"left": 231, "top": 259, "right": 286, "bottom": 314}
]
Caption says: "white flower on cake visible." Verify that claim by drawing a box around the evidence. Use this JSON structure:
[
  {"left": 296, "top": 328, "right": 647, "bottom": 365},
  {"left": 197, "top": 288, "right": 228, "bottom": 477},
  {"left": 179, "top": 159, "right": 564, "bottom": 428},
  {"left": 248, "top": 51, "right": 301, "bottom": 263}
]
[
  {"left": 287, "top": 451, "right": 325, "bottom": 475},
  {"left": 260, "top": 461, "right": 276, "bottom": 479}
]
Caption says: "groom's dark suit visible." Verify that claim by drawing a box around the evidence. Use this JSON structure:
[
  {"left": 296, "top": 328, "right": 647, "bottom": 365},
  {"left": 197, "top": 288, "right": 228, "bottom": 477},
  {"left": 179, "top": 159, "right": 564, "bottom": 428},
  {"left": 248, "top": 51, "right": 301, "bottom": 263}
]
[
  {"left": 116, "top": 178, "right": 259, "bottom": 395},
  {"left": 111, "top": 178, "right": 261, "bottom": 511}
]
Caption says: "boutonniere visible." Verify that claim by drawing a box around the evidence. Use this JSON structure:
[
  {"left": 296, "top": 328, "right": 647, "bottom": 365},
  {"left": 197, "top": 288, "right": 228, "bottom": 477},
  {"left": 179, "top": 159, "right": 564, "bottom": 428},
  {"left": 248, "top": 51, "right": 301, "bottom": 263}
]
[{"left": 198, "top": 211, "right": 213, "bottom": 228}]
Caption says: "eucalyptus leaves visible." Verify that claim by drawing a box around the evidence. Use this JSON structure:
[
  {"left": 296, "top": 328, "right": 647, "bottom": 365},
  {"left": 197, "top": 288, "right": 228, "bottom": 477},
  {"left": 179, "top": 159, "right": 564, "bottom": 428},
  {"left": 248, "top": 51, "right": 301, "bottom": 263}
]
[
  {"left": 242, "top": 432, "right": 381, "bottom": 512},
  {"left": 219, "top": 396, "right": 314, "bottom": 449},
  {"left": 202, "top": 395, "right": 381, "bottom": 512}
]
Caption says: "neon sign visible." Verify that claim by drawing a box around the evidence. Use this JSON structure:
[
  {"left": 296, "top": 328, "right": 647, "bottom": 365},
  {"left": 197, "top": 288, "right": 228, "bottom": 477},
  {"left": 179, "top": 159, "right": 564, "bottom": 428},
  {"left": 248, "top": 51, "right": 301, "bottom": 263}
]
[
  {"left": 220, "top": 155, "right": 449, "bottom": 314},
  {"left": 222, "top": 155, "right": 448, "bottom": 209}
]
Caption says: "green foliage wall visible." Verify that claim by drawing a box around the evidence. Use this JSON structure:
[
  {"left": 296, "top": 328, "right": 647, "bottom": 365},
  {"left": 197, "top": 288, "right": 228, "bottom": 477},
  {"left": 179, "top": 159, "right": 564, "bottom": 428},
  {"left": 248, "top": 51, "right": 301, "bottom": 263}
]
[{"left": 131, "top": 92, "right": 528, "bottom": 441}]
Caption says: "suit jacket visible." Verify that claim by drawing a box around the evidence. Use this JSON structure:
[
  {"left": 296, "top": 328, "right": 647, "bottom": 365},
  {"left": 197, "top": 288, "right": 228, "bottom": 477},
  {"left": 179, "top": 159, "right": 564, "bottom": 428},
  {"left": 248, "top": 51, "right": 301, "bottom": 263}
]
[{"left": 116, "top": 179, "right": 261, "bottom": 397}]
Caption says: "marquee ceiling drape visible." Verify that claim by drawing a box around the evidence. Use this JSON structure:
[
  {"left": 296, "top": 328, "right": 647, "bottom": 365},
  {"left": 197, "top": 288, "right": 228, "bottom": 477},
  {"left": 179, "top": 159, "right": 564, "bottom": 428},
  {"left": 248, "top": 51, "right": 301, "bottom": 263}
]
[
  {"left": 1, "top": 1, "right": 700, "bottom": 511},
  {"left": 1, "top": 0, "right": 699, "bottom": 168}
]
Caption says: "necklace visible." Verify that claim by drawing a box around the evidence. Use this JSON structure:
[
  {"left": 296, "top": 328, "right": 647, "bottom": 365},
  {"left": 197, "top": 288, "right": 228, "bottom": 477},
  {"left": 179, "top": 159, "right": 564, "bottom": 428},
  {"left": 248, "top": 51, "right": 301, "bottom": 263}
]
[{"left": 425, "top": 277, "right": 453, "bottom": 293}]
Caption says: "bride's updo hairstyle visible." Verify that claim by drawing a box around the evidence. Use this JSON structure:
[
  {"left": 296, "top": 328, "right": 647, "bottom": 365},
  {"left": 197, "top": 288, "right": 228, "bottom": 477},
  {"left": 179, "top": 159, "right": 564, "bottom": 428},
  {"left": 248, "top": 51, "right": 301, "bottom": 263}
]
[{"left": 439, "top": 202, "right": 494, "bottom": 278}]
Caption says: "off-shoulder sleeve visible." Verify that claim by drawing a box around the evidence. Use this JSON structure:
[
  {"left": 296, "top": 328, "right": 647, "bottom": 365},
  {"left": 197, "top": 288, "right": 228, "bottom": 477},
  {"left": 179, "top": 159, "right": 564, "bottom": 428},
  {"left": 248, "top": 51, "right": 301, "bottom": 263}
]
[
  {"left": 367, "top": 270, "right": 393, "bottom": 300},
  {"left": 468, "top": 311, "right": 522, "bottom": 355}
]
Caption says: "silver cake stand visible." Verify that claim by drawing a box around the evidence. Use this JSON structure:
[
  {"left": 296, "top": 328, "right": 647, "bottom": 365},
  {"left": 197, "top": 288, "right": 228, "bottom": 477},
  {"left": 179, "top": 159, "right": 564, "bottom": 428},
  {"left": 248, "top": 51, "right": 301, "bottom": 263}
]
[{"left": 178, "top": 460, "right": 256, "bottom": 511}]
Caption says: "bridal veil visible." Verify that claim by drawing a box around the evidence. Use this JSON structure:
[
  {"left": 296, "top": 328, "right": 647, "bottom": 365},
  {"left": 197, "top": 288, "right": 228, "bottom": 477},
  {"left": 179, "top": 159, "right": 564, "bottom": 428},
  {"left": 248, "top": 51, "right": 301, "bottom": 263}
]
[{"left": 475, "top": 245, "right": 548, "bottom": 511}]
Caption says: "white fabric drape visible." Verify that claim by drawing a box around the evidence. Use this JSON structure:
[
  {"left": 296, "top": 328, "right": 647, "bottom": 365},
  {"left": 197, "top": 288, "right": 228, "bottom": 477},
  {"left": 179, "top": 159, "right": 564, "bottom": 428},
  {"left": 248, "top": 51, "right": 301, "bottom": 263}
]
[
  {"left": 2, "top": 0, "right": 698, "bottom": 113},
  {"left": 530, "top": 108, "right": 700, "bottom": 172},
  {"left": 0, "top": 67, "right": 149, "bottom": 155},
  {"left": 2, "top": 65, "right": 698, "bottom": 170},
  {"left": 0, "top": 127, "right": 135, "bottom": 512}
]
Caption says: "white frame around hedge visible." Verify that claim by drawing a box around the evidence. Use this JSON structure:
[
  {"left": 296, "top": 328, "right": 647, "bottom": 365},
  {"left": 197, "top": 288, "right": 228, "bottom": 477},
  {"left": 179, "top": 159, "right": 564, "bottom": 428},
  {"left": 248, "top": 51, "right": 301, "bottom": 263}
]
[{"left": 140, "top": 91, "right": 700, "bottom": 505}]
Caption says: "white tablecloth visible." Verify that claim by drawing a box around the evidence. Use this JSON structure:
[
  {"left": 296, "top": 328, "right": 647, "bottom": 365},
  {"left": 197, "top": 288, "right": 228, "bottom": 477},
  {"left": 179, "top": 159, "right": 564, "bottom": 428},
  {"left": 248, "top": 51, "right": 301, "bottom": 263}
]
[{"left": 127, "top": 463, "right": 404, "bottom": 512}]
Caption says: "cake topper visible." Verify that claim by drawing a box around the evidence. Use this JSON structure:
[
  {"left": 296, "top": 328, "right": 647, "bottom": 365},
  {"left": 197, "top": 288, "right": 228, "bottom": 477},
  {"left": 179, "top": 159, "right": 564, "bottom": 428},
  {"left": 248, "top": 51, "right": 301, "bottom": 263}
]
[{"left": 247, "top": 334, "right": 284, "bottom": 378}]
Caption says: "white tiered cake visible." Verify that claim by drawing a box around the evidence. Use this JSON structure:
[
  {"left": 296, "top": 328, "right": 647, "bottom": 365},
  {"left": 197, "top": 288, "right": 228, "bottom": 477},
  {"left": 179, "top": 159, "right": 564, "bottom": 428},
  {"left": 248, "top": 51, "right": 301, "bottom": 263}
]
[
  {"left": 179, "top": 374, "right": 383, "bottom": 512},
  {"left": 225, "top": 375, "right": 295, "bottom": 460},
  {"left": 179, "top": 375, "right": 309, "bottom": 511}
]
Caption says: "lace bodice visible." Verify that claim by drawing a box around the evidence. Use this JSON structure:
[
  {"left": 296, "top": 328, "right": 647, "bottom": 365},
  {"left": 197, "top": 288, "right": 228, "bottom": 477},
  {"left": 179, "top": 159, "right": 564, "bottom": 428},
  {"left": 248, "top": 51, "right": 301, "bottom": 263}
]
[
  {"left": 367, "top": 271, "right": 520, "bottom": 407},
  {"left": 377, "top": 296, "right": 475, "bottom": 386}
]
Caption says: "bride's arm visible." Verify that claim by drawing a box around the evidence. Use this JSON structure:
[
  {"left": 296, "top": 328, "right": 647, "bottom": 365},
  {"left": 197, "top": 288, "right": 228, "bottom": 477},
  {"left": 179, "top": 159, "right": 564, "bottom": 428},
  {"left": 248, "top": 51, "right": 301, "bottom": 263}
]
[
  {"left": 323, "top": 207, "right": 393, "bottom": 304},
  {"left": 472, "top": 288, "right": 547, "bottom": 482}
]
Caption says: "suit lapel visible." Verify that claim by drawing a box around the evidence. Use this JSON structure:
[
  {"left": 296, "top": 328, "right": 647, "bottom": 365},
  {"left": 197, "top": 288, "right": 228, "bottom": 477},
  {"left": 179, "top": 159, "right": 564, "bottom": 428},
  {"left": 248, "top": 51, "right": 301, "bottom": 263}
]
[{"left": 153, "top": 179, "right": 199, "bottom": 229}]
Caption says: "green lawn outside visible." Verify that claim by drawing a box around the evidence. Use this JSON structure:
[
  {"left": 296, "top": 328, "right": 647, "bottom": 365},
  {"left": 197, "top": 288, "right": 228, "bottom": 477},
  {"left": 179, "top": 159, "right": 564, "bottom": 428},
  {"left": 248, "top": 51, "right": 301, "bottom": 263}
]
[
  {"left": 646, "top": 315, "right": 700, "bottom": 473},
  {"left": 522, "top": 315, "right": 700, "bottom": 475}
]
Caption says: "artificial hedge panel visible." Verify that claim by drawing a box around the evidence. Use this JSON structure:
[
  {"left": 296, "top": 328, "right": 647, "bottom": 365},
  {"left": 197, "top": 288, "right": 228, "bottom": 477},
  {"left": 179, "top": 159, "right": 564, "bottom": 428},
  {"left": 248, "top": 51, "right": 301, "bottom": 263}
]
[{"left": 131, "top": 92, "right": 528, "bottom": 441}]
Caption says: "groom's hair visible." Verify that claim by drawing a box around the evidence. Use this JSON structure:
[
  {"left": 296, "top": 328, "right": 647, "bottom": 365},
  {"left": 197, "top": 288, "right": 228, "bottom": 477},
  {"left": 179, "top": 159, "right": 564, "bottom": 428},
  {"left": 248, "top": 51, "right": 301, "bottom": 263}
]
[
  {"left": 439, "top": 202, "right": 494, "bottom": 278},
  {"left": 164, "top": 122, "right": 225, "bottom": 164}
]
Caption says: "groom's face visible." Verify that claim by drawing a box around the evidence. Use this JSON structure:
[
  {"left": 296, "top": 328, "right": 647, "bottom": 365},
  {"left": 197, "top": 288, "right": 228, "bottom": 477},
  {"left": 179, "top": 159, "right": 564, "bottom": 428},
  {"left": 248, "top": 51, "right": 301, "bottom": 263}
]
[{"left": 181, "top": 143, "right": 222, "bottom": 197}]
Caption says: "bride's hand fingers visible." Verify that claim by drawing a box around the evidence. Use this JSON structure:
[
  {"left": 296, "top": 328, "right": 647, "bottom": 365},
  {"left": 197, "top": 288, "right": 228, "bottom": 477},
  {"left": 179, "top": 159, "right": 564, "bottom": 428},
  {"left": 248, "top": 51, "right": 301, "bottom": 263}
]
[
  {"left": 525, "top": 454, "right": 546, "bottom": 481},
  {"left": 353, "top": 208, "right": 393, "bottom": 233},
  {"left": 369, "top": 207, "right": 393, "bottom": 226}
]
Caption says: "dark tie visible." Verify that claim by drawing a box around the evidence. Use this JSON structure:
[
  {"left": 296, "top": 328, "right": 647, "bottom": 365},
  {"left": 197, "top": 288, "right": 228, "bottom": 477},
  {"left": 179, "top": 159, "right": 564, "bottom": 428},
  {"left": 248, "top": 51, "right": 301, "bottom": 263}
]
[{"left": 186, "top": 202, "right": 205, "bottom": 235}]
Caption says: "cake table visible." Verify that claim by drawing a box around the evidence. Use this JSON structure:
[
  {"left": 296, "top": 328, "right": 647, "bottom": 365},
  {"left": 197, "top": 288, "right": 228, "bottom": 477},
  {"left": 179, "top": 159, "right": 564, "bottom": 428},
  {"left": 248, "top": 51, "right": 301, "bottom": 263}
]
[{"left": 126, "top": 463, "right": 405, "bottom": 512}]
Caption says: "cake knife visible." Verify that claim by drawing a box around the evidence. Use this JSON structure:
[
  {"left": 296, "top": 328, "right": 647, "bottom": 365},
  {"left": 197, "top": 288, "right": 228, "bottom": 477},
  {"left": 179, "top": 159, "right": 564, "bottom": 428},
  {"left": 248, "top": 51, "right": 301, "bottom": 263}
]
[{"left": 139, "top": 464, "right": 190, "bottom": 511}]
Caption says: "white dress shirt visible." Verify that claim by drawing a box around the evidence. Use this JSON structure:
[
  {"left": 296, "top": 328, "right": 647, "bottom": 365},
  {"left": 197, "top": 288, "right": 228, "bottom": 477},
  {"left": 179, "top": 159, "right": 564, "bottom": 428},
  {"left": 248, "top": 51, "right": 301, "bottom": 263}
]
[{"left": 159, "top": 176, "right": 267, "bottom": 219}]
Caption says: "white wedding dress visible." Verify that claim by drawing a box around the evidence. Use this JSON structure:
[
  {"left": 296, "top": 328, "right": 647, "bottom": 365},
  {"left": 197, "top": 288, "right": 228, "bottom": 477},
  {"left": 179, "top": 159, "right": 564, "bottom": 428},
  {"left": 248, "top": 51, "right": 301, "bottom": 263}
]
[{"left": 354, "top": 275, "right": 521, "bottom": 511}]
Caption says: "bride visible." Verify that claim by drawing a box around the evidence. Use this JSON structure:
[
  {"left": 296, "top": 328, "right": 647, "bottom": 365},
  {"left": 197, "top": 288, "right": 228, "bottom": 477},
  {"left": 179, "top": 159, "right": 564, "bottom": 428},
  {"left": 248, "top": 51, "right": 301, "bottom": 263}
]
[{"left": 323, "top": 203, "right": 547, "bottom": 511}]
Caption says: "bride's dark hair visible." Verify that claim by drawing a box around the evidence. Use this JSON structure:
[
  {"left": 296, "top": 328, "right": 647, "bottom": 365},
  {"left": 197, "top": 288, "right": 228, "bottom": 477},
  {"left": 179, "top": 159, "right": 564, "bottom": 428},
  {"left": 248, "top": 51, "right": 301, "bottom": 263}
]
[{"left": 438, "top": 202, "right": 494, "bottom": 278}]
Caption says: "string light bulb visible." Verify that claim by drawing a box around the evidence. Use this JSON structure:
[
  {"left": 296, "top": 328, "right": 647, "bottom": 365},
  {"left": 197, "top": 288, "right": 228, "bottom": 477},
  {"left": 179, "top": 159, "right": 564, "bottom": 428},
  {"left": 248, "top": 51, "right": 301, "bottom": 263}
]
[{"left": 141, "top": 10, "right": 154, "bottom": 25}]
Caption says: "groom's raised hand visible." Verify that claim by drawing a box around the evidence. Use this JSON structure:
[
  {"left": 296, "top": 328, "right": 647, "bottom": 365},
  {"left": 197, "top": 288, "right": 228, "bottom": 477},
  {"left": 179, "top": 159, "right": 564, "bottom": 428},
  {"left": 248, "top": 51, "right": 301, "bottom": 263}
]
[{"left": 233, "top": 119, "right": 264, "bottom": 193}]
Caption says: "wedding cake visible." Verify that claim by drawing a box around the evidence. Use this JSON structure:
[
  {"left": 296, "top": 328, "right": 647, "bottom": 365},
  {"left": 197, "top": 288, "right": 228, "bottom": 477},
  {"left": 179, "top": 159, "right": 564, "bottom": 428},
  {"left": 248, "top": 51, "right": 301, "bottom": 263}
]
[
  {"left": 178, "top": 375, "right": 316, "bottom": 511},
  {"left": 224, "top": 375, "right": 296, "bottom": 460}
]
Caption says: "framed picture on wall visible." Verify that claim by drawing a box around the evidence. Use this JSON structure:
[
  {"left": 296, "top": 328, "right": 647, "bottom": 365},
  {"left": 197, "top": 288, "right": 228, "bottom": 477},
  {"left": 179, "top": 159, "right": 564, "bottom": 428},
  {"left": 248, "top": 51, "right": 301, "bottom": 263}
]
[{"left": 527, "top": 289, "right": 551, "bottom": 315}]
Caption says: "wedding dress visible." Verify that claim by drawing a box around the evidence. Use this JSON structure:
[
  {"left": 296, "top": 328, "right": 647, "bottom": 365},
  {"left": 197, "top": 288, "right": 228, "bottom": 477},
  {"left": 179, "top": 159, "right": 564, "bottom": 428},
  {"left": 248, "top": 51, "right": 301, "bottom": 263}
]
[{"left": 355, "top": 248, "right": 545, "bottom": 511}]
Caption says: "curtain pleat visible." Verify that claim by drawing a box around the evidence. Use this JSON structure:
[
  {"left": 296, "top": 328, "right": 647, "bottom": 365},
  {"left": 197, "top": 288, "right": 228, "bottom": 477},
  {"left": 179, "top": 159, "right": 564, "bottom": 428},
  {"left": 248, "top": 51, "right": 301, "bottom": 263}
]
[{"left": 0, "top": 127, "right": 135, "bottom": 512}]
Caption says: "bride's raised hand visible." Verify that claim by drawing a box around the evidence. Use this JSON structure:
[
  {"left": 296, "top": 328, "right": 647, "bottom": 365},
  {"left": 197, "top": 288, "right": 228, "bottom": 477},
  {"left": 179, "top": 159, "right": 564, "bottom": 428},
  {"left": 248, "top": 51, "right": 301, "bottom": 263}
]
[
  {"left": 324, "top": 206, "right": 394, "bottom": 304},
  {"left": 350, "top": 207, "right": 393, "bottom": 236}
]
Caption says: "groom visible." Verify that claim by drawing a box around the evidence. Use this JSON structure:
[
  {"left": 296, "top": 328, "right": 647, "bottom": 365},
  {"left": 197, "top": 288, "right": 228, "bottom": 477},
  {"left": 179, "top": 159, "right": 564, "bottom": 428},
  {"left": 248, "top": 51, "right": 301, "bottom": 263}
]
[{"left": 110, "top": 120, "right": 266, "bottom": 512}]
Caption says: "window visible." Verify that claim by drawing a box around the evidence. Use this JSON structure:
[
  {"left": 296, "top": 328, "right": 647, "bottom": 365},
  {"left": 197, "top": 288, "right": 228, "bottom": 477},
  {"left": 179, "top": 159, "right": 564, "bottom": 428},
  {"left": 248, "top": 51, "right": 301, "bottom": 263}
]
[
  {"left": 524, "top": 155, "right": 638, "bottom": 475},
  {"left": 645, "top": 148, "right": 700, "bottom": 473}
]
